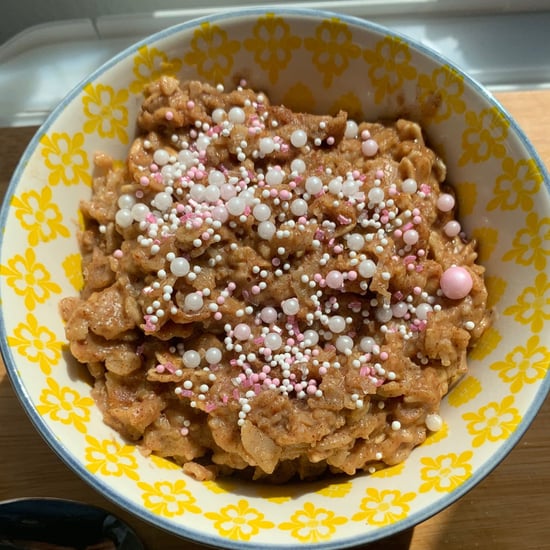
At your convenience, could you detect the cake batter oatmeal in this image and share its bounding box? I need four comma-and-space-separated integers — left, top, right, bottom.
61, 77, 491, 482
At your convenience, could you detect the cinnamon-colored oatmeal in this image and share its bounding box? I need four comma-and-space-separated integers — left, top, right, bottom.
61, 78, 490, 482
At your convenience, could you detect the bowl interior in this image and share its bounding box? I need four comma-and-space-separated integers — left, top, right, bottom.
1, 8, 549, 549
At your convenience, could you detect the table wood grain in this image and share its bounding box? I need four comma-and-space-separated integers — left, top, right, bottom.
1, 90, 549, 550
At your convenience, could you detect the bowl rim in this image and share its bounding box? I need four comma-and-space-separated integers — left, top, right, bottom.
1, 6, 549, 549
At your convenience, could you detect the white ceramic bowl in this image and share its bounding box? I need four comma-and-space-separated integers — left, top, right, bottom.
2, 8, 549, 549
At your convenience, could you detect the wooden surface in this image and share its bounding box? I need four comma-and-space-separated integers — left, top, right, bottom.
1, 90, 549, 550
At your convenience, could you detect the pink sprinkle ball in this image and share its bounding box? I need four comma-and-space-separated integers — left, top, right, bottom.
361, 139, 379, 157
436, 193, 455, 212
440, 266, 473, 300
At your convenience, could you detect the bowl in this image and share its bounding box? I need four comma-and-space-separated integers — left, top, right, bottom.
1, 7, 549, 549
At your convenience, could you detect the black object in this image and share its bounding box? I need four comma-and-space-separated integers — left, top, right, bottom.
0, 498, 145, 550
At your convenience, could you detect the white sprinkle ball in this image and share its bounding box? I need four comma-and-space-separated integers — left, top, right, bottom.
401, 178, 418, 194
291, 158, 306, 174
290, 129, 308, 148
368, 186, 385, 204
328, 315, 346, 333
281, 298, 300, 316
228, 106, 246, 124
153, 148, 170, 166
345, 120, 359, 139
183, 350, 201, 368
264, 332, 283, 350
358, 259, 377, 278
115, 209, 133, 228
258, 220, 276, 240
117, 194, 135, 210
184, 292, 204, 312
290, 198, 308, 217
426, 413, 443, 432
170, 257, 190, 277
336, 335, 354, 353
305, 176, 323, 195
266, 167, 284, 186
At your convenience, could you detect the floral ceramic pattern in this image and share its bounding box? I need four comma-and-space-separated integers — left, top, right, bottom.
352, 489, 416, 526
244, 14, 301, 85
503, 272, 550, 333
129, 45, 183, 94
82, 83, 129, 144
279, 502, 348, 542
39, 132, 91, 187
11, 186, 70, 246
37, 377, 94, 433
84, 435, 140, 480
7, 313, 62, 375
417, 65, 466, 123
502, 212, 550, 270
419, 451, 473, 493
304, 18, 361, 87
138, 480, 202, 517
205, 500, 275, 541
487, 157, 543, 211
183, 22, 240, 84
0, 248, 61, 311
459, 107, 509, 166
490, 336, 550, 393
462, 396, 522, 448
363, 36, 417, 104
1, 11, 549, 549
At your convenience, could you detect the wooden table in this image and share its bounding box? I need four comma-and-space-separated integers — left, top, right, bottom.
1, 91, 549, 550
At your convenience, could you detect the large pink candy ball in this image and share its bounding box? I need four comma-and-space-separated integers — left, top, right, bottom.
440, 266, 473, 300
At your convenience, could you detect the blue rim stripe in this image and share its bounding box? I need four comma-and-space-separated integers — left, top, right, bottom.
1, 7, 549, 549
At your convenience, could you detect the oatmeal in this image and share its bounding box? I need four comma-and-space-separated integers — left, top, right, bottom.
60, 77, 490, 482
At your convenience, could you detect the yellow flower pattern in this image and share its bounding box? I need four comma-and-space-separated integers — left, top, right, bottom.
363, 36, 417, 104
82, 83, 129, 144
468, 326, 502, 361
471, 227, 498, 264
462, 396, 522, 448
84, 435, 139, 480
304, 18, 361, 88
459, 108, 509, 166
6, 313, 62, 375
487, 157, 543, 211
282, 82, 316, 113
0, 247, 62, 311
503, 272, 550, 333
138, 480, 201, 517
4, 16, 549, 545
502, 212, 550, 270
419, 451, 473, 493
490, 335, 549, 393
330, 91, 363, 121
11, 186, 70, 246
423, 421, 449, 446
205, 500, 274, 541
448, 376, 482, 407
315, 480, 353, 498
244, 14, 301, 84
453, 181, 477, 216
485, 276, 508, 309
147, 454, 182, 471
352, 489, 415, 526
183, 22, 240, 84
36, 377, 94, 433
417, 65, 466, 122
40, 132, 91, 187
129, 45, 183, 94
371, 462, 405, 478
279, 502, 347, 543
62, 253, 84, 292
